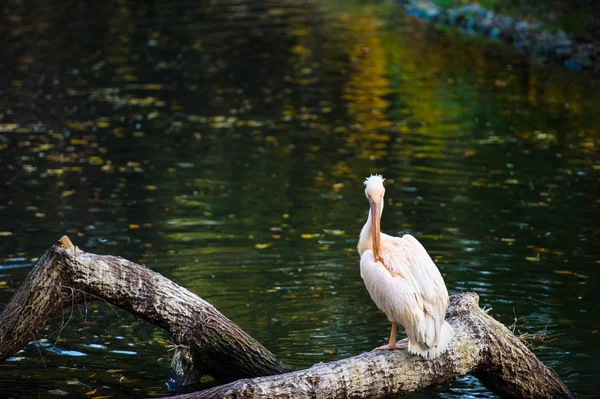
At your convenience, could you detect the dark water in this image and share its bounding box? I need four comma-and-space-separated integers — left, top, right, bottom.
1, 0, 599, 397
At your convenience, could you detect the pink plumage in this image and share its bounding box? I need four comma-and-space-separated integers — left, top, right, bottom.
358, 175, 453, 359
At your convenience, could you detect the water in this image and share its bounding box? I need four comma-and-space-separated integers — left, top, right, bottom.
1, 0, 599, 397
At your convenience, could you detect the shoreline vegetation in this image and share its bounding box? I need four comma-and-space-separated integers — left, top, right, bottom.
397, 0, 600, 72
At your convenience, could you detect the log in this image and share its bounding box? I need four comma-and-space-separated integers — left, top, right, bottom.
0, 237, 573, 399
168, 292, 573, 399
0, 236, 288, 385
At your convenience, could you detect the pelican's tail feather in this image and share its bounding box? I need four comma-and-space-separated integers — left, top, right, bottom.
408, 321, 454, 359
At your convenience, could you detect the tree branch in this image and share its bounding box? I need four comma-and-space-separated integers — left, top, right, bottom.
166, 292, 573, 399
0, 236, 288, 385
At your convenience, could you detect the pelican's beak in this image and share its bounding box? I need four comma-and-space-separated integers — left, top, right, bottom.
370, 199, 381, 262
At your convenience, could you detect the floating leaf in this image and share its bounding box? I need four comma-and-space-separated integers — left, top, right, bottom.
129, 224, 140, 229
47, 169, 64, 176
554, 270, 573, 275
200, 375, 214, 384
70, 138, 87, 145
525, 256, 540, 262
442, 228, 459, 233
0, 232, 13, 236
89, 156, 104, 166
255, 243, 272, 249
85, 389, 97, 395
291, 44, 311, 55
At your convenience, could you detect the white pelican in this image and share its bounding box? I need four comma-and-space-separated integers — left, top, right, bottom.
358, 175, 453, 359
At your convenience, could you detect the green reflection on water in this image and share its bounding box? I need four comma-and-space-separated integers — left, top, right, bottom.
0, 0, 599, 397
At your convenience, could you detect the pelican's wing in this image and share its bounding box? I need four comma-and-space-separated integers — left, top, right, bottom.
375, 234, 449, 347
401, 234, 449, 343
360, 249, 423, 341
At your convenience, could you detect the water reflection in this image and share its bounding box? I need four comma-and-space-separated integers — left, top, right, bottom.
1, 0, 599, 398
341, 11, 392, 160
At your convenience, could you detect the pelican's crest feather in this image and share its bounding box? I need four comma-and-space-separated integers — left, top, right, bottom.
364, 174, 385, 190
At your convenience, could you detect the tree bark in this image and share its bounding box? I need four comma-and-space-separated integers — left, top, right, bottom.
0, 237, 573, 399
0, 236, 288, 385
167, 292, 573, 399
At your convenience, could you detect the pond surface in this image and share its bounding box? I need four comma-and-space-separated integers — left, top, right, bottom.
1, 0, 599, 397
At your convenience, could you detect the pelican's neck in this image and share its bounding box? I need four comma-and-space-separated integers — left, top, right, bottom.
357, 210, 373, 256
357, 201, 383, 256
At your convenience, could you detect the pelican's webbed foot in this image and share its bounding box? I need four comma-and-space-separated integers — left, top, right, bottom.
374, 343, 405, 350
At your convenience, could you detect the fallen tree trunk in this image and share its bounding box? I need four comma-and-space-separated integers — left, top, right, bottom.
175, 292, 573, 399
0, 236, 288, 385
0, 237, 573, 399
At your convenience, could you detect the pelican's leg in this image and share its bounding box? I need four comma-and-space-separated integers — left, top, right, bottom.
374, 322, 404, 350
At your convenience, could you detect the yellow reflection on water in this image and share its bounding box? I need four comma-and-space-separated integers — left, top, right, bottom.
341, 12, 392, 160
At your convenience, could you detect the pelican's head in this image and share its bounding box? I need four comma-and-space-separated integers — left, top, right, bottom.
364, 174, 385, 204
364, 175, 385, 261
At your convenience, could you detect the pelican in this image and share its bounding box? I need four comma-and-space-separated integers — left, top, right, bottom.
358, 175, 453, 359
